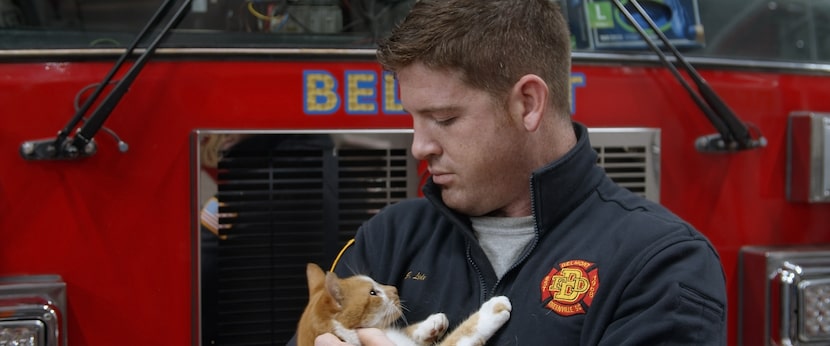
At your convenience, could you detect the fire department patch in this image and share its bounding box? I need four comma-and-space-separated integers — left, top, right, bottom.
540, 260, 599, 316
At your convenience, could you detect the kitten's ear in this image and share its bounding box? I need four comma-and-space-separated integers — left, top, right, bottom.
325, 272, 344, 307
305, 263, 326, 295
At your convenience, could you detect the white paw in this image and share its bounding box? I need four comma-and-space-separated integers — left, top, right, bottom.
476, 296, 511, 333
412, 313, 448, 342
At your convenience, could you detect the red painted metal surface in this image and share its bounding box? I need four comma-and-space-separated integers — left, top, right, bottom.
1, 58, 829, 345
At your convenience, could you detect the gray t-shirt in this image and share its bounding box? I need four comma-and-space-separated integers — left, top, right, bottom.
471, 215, 535, 279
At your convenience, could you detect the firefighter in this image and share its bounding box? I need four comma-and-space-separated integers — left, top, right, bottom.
311, 0, 727, 344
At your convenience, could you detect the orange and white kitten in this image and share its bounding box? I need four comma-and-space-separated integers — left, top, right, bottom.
296, 263, 511, 346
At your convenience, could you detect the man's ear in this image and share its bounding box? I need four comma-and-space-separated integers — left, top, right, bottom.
508, 74, 548, 132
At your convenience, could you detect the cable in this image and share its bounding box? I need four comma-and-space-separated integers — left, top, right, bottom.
73, 82, 129, 153
88, 38, 121, 47
246, 1, 283, 21
330, 238, 355, 272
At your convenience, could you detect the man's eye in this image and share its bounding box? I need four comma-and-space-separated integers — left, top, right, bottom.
436, 117, 456, 126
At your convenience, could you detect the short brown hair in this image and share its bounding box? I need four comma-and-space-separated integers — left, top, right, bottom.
377, 0, 572, 116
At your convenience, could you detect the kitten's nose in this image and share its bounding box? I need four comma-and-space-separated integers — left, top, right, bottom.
385, 285, 399, 301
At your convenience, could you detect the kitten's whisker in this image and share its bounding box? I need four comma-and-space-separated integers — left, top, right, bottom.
400, 299, 412, 309
344, 263, 359, 276
398, 313, 410, 326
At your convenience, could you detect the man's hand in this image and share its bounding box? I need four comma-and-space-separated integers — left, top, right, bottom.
314, 329, 394, 346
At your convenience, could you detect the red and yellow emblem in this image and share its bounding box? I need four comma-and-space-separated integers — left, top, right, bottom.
540, 260, 599, 316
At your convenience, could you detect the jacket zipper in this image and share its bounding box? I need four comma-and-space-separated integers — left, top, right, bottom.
493, 175, 541, 293
466, 240, 489, 304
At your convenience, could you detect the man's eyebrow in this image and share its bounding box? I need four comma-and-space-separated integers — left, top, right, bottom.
406, 105, 461, 116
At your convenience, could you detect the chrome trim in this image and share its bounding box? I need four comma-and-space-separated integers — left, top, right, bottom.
739, 246, 830, 346
786, 112, 830, 203
0, 47, 378, 59
0, 275, 66, 346
0, 305, 56, 346
571, 51, 830, 74
2, 48, 830, 74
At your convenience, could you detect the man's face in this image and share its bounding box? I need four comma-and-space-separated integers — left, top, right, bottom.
397, 62, 533, 217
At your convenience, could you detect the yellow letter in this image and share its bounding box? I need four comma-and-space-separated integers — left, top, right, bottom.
304, 71, 339, 114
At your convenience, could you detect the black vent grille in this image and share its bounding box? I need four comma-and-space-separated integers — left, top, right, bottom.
589, 128, 660, 202
338, 149, 411, 243
594, 145, 648, 196
205, 135, 413, 346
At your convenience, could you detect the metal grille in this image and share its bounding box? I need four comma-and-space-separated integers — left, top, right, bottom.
203, 132, 417, 346
214, 148, 328, 345
338, 148, 411, 243
595, 145, 648, 195
590, 128, 661, 202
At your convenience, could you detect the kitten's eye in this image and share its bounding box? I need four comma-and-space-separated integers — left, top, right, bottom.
369, 289, 377, 296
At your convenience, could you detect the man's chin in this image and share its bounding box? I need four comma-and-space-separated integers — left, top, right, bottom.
441, 190, 486, 216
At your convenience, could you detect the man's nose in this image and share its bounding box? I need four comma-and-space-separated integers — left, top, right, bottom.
411, 121, 440, 161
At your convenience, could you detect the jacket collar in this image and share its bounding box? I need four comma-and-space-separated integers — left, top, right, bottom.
423, 122, 604, 235
529, 122, 604, 233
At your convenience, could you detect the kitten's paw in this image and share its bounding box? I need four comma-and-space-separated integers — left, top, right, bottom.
482, 296, 511, 316
476, 296, 511, 332
439, 297, 512, 346
411, 313, 448, 343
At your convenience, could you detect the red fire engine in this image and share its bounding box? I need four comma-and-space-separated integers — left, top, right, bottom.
1, 0, 828, 345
